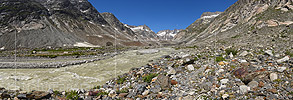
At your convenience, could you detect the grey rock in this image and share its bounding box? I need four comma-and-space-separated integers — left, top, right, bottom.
155, 74, 170, 90
264, 50, 274, 56
239, 85, 249, 94
150, 85, 161, 93
229, 52, 234, 58
167, 67, 176, 75
186, 65, 194, 71
17, 94, 27, 99
142, 90, 149, 96
276, 56, 290, 63
268, 94, 278, 100
277, 67, 287, 72
135, 83, 147, 94
248, 81, 258, 88
127, 90, 137, 98
199, 82, 212, 91
270, 73, 278, 81
262, 84, 272, 90
239, 51, 249, 56
220, 79, 229, 84
48, 89, 53, 94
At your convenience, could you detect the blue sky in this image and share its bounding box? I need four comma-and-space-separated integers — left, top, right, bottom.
88, 0, 238, 33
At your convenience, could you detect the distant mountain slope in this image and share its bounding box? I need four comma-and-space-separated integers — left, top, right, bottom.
173, 12, 222, 42
0, 0, 155, 49
178, 0, 293, 50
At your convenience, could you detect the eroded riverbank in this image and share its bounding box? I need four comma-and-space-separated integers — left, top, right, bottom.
0, 48, 178, 91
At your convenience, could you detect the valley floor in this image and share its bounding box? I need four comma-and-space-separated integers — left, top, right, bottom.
0, 46, 292, 100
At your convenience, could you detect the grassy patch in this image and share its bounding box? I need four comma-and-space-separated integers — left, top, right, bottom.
273, 79, 282, 83
197, 55, 202, 59
66, 90, 79, 100
53, 90, 61, 96
231, 35, 241, 38
225, 48, 238, 55
194, 57, 198, 61
285, 51, 293, 57
93, 85, 101, 89
215, 56, 225, 62
142, 73, 158, 83
230, 65, 236, 69
116, 76, 126, 84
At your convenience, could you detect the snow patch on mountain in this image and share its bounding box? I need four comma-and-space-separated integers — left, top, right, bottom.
200, 14, 220, 19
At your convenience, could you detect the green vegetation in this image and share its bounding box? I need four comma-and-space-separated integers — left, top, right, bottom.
174, 47, 181, 50
143, 73, 158, 83
231, 35, 241, 38
93, 85, 101, 89
230, 65, 236, 69
116, 76, 126, 84
53, 90, 61, 96
66, 90, 79, 100
197, 55, 202, 59
39, 55, 58, 58
254, 7, 290, 22
194, 57, 198, 61
215, 56, 225, 62
273, 79, 282, 83
285, 51, 293, 57
289, 91, 293, 95
225, 48, 238, 55
97, 91, 108, 97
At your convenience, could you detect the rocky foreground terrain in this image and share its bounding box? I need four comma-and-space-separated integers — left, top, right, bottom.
0, 46, 292, 100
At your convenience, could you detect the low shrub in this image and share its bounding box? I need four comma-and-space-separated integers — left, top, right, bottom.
143, 73, 158, 83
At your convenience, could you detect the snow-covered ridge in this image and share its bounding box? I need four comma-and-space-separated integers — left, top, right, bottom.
157, 31, 167, 36
130, 26, 152, 32
200, 14, 220, 19
157, 29, 182, 40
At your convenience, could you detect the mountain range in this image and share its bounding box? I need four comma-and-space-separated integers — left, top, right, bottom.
1, 0, 292, 50
0, 0, 161, 49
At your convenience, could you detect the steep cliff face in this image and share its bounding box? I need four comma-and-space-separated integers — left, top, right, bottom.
0, 0, 151, 49
178, 0, 292, 49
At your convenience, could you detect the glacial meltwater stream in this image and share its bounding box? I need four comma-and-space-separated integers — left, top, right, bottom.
0, 48, 177, 91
